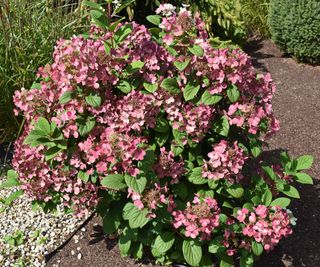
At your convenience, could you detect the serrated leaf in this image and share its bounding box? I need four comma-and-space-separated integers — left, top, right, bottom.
126, 60, 145, 73
174, 59, 190, 71
143, 82, 158, 93
280, 185, 300, 199
31, 82, 41, 90
201, 90, 222, 105
226, 184, 244, 198
45, 147, 63, 161
117, 80, 132, 94
101, 174, 127, 190
59, 91, 74, 104
270, 197, 291, 208
183, 82, 200, 101
294, 173, 313, 184
36, 117, 51, 135
251, 241, 263, 256
160, 78, 180, 94
227, 85, 240, 103
153, 232, 175, 255
188, 167, 207, 185
119, 234, 131, 256
212, 116, 229, 137
77, 171, 90, 183
125, 175, 147, 194
82, 0, 104, 11
85, 92, 102, 108
77, 116, 96, 136
131, 242, 144, 259
103, 202, 122, 235
183, 240, 202, 266
262, 189, 272, 206
114, 24, 132, 44
123, 203, 149, 228
146, 15, 161, 25
296, 155, 313, 170
188, 45, 204, 57
208, 238, 225, 254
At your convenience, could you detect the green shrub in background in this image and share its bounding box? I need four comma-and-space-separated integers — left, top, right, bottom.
269, 0, 320, 64
0, 0, 86, 146
240, 0, 270, 38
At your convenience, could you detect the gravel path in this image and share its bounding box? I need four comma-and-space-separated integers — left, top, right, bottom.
0, 175, 87, 266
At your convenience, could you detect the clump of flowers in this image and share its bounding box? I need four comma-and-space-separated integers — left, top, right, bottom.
7, 3, 314, 267
172, 195, 220, 240
237, 205, 293, 250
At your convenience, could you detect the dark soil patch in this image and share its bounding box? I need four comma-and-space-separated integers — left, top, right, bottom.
47, 40, 320, 267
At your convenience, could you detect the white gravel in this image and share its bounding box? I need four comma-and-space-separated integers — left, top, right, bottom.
0, 175, 87, 266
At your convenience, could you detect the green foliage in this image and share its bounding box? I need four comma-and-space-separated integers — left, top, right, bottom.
0, 0, 86, 145
240, 0, 270, 38
269, 0, 320, 64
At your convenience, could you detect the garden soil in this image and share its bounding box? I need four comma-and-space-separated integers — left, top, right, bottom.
47, 40, 320, 267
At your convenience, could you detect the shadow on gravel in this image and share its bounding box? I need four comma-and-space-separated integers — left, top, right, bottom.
244, 39, 275, 72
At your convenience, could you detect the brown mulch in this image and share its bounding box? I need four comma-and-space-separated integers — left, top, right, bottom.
46, 40, 320, 267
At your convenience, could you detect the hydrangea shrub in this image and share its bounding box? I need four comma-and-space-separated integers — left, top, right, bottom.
10, 3, 314, 266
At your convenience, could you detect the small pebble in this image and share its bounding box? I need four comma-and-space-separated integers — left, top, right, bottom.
77, 253, 82, 260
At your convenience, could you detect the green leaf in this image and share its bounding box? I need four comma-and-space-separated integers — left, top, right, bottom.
251, 241, 263, 256
101, 174, 127, 190
226, 184, 244, 198
154, 117, 170, 133
212, 115, 229, 137
201, 91, 222, 105
114, 24, 133, 44
119, 234, 131, 256
45, 147, 63, 161
270, 197, 291, 208
208, 238, 225, 254
182, 240, 202, 266
103, 202, 122, 235
85, 92, 102, 108
126, 60, 145, 73
146, 15, 162, 25
240, 251, 254, 267
77, 116, 96, 136
131, 242, 144, 259
160, 78, 180, 94
0, 170, 20, 189
188, 167, 207, 185
171, 144, 184, 156
31, 82, 41, 90
117, 80, 132, 94
227, 85, 240, 103
296, 155, 313, 170
153, 232, 175, 255
294, 173, 313, 184
90, 10, 109, 29
125, 175, 147, 194
59, 91, 74, 104
208, 179, 219, 189
82, 1, 104, 11
5, 190, 23, 205
188, 45, 204, 57
123, 203, 149, 228
155, 132, 169, 146
262, 189, 273, 206
36, 117, 51, 135
143, 82, 158, 93
77, 171, 90, 183
174, 59, 190, 71
183, 82, 200, 101
220, 259, 234, 267
280, 185, 300, 199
